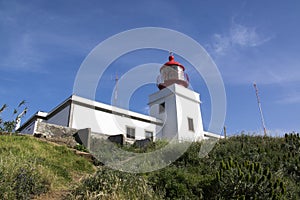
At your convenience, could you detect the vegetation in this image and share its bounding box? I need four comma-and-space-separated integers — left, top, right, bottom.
1, 131, 300, 199
68, 167, 161, 200
0, 101, 27, 133
0, 135, 95, 199
70, 133, 300, 200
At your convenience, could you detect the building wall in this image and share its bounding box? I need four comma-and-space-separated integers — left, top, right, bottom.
149, 89, 178, 139
175, 89, 204, 141
46, 105, 70, 127
18, 93, 220, 142
149, 84, 204, 141
20, 120, 37, 134
71, 103, 159, 140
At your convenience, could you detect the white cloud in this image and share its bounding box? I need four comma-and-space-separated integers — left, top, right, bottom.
210, 21, 273, 55
207, 21, 300, 87
0, 32, 44, 71
0, 1, 95, 72
0, 27, 93, 73
230, 23, 270, 47
276, 93, 300, 104
211, 34, 230, 55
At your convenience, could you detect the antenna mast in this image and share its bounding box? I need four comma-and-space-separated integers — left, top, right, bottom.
253, 83, 267, 136
113, 72, 119, 106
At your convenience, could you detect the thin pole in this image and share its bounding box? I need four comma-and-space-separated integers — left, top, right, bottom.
253, 83, 267, 137
114, 72, 119, 107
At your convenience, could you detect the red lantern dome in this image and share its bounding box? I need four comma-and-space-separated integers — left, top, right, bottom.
157, 54, 189, 90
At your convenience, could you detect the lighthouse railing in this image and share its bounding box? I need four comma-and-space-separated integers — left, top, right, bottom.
157, 71, 189, 87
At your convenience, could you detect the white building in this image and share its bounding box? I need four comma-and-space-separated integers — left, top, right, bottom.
18, 55, 222, 141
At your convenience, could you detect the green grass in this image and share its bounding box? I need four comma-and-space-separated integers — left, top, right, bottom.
2, 133, 300, 199
70, 133, 300, 200
0, 135, 95, 199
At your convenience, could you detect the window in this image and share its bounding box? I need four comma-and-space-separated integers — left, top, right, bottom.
126, 127, 135, 139
159, 102, 165, 113
188, 117, 194, 132
145, 131, 153, 141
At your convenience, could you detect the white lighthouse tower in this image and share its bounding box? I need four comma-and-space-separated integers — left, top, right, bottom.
149, 54, 205, 141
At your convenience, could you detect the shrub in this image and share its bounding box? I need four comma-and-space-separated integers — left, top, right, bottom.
75, 144, 89, 152
13, 166, 50, 200
0, 101, 27, 133
0, 164, 50, 200
68, 167, 162, 200
209, 159, 286, 200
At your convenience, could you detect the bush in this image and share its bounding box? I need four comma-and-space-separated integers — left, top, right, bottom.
13, 166, 50, 200
75, 144, 89, 152
209, 159, 286, 200
68, 167, 162, 200
148, 166, 212, 199
0, 164, 50, 200
0, 101, 27, 133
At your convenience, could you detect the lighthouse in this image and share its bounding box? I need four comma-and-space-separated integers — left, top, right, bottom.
18, 52, 223, 142
157, 54, 189, 90
149, 54, 205, 141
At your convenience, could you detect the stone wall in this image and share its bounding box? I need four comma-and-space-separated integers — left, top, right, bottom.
35, 122, 78, 138
35, 122, 93, 149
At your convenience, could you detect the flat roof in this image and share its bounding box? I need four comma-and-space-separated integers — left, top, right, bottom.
19, 94, 163, 131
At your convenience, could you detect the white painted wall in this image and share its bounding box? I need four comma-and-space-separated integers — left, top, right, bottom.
149, 88, 178, 139
19, 93, 221, 141
149, 84, 205, 141
18, 112, 47, 134
70, 96, 160, 140
175, 89, 204, 141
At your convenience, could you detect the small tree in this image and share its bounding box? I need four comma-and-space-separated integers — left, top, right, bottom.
0, 101, 27, 133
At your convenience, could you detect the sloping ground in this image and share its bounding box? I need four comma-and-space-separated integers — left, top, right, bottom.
69, 133, 300, 200
145, 134, 300, 199
1, 133, 300, 199
0, 135, 95, 200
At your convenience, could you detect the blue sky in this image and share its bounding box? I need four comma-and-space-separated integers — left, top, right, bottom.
0, 0, 299, 136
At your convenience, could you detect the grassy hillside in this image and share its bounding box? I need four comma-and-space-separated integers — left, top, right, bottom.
0, 135, 95, 199
1, 133, 300, 199
69, 133, 300, 200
